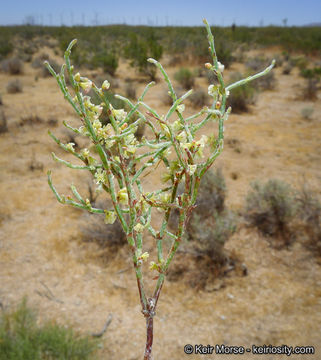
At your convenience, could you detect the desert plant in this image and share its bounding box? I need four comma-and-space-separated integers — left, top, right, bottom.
82, 212, 127, 251
174, 68, 195, 89
296, 184, 321, 255
45, 19, 274, 359
189, 89, 208, 108
227, 72, 256, 113
282, 62, 292, 75
124, 82, 137, 100
19, 114, 44, 126
245, 179, 297, 246
302, 78, 319, 100
6, 79, 22, 94
301, 106, 314, 120
1, 57, 23, 75
0, 298, 97, 360
0, 110, 8, 133
91, 49, 118, 76
124, 31, 162, 80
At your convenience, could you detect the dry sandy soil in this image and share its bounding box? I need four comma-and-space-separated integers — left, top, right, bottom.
0, 44, 320, 360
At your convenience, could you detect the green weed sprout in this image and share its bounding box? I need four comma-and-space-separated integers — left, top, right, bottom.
45, 19, 274, 360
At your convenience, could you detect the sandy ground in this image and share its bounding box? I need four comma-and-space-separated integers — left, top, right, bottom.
0, 45, 321, 360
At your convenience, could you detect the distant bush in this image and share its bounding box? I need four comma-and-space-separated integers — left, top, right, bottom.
301, 106, 314, 120
300, 67, 321, 79
31, 53, 50, 68
227, 72, 256, 113
246, 57, 276, 90
19, 114, 44, 126
282, 63, 293, 75
1, 58, 23, 75
124, 31, 162, 80
124, 82, 136, 100
168, 168, 237, 288
0, 298, 98, 360
7, 79, 22, 94
189, 89, 208, 108
0, 110, 8, 133
174, 68, 195, 90
296, 185, 321, 255
0, 38, 13, 59
82, 212, 127, 252
302, 78, 319, 101
91, 49, 118, 76
245, 179, 297, 247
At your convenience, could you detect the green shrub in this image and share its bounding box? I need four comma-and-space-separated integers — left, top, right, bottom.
1, 58, 23, 75
91, 50, 118, 76
174, 68, 195, 90
189, 89, 208, 108
124, 31, 162, 80
7, 79, 22, 94
0, 109, 8, 133
227, 72, 256, 113
245, 179, 297, 246
301, 106, 314, 120
0, 298, 98, 360
302, 78, 319, 101
82, 212, 127, 251
296, 185, 321, 255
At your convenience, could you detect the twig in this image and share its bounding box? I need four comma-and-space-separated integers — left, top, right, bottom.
35, 281, 64, 304
91, 314, 113, 338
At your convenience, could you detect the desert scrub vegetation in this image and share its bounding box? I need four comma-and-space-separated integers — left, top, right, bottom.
45, 19, 274, 359
6, 79, 22, 94
227, 72, 256, 113
244, 179, 297, 247
296, 184, 321, 255
0, 298, 98, 360
1, 57, 23, 75
174, 67, 195, 89
168, 168, 237, 289
0, 109, 8, 133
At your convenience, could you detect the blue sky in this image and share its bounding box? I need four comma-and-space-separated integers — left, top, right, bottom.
0, 0, 320, 26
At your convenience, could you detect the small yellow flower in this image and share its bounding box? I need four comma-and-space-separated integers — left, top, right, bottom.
81, 148, 90, 158
149, 261, 158, 271
217, 61, 225, 72
140, 252, 149, 262
104, 210, 116, 224
112, 108, 127, 122
208, 84, 218, 97
102, 80, 110, 90
66, 142, 75, 152
177, 104, 185, 114
79, 79, 92, 93
74, 72, 81, 82
134, 223, 145, 233
94, 168, 107, 185
117, 188, 128, 205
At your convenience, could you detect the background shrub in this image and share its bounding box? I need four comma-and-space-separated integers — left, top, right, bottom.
302, 78, 319, 101
168, 168, 237, 288
174, 68, 195, 90
0, 110, 8, 133
188, 89, 208, 108
91, 49, 118, 76
7, 79, 22, 94
296, 185, 321, 255
301, 107, 314, 120
227, 72, 256, 113
1, 58, 23, 75
0, 298, 97, 360
245, 179, 297, 246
